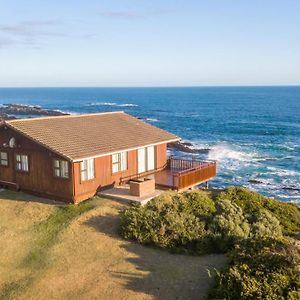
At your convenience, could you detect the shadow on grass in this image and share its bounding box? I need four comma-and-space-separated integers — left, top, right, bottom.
0, 201, 96, 300
0, 189, 64, 206
84, 213, 225, 300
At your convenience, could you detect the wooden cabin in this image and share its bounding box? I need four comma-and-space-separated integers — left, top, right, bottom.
0, 112, 216, 203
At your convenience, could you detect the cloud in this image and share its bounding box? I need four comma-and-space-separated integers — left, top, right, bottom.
103, 11, 144, 19
0, 37, 15, 48
0, 20, 94, 48
101, 8, 174, 20
0, 20, 66, 39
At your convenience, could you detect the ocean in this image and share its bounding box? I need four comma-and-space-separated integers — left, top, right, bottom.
0, 86, 299, 204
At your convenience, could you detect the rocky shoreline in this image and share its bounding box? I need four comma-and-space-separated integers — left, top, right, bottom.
168, 141, 210, 154
0, 104, 69, 122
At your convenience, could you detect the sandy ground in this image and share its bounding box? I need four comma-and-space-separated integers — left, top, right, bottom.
0, 190, 225, 300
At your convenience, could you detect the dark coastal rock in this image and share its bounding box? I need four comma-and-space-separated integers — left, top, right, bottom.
248, 179, 271, 185
0, 112, 17, 123
282, 186, 300, 191
249, 179, 264, 184
0, 104, 69, 120
168, 141, 210, 154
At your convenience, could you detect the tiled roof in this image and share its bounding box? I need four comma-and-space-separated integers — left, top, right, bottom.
6, 112, 179, 161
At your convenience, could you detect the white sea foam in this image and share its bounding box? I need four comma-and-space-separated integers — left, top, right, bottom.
266, 167, 300, 177
146, 118, 159, 122
253, 157, 279, 162
52, 109, 78, 115
208, 143, 255, 162
88, 102, 138, 107
182, 140, 211, 151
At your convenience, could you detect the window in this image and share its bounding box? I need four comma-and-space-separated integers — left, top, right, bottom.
80, 158, 95, 181
138, 146, 155, 173
0, 152, 8, 166
112, 152, 127, 173
53, 159, 69, 178
16, 154, 29, 172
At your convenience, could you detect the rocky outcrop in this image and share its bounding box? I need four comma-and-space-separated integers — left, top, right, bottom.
0, 112, 17, 123
0, 104, 69, 122
0, 104, 68, 117
168, 141, 210, 154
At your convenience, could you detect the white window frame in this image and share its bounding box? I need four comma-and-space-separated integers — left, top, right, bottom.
112, 151, 128, 173
53, 159, 69, 179
0, 151, 8, 166
16, 154, 29, 172
80, 158, 95, 181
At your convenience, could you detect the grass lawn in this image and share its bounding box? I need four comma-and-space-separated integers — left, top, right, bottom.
0, 190, 225, 300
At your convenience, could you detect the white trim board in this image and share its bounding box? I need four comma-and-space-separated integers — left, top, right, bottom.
72, 138, 180, 162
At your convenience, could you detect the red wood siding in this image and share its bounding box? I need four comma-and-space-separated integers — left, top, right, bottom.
73, 144, 168, 203
156, 143, 167, 169
0, 126, 73, 202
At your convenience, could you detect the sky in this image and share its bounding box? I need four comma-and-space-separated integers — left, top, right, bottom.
0, 0, 300, 87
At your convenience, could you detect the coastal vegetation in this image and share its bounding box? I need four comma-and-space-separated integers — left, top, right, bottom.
121, 187, 300, 299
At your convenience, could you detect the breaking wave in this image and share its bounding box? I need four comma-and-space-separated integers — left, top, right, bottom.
208, 143, 255, 162
146, 118, 159, 122
88, 102, 138, 107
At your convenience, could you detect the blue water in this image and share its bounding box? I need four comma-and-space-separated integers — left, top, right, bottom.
0, 87, 299, 203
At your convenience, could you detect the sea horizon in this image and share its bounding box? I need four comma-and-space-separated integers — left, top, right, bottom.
1, 85, 300, 89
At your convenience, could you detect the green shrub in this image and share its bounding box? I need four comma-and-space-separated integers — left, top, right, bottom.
208, 238, 300, 299
184, 190, 216, 220
218, 187, 300, 235
120, 191, 207, 251
251, 209, 282, 239
208, 200, 250, 251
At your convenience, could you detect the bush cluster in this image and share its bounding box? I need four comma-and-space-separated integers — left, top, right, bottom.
121, 188, 293, 253
208, 238, 300, 299
121, 191, 212, 252
218, 187, 300, 236
120, 187, 300, 299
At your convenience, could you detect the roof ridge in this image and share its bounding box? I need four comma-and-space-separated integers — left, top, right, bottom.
7, 111, 125, 123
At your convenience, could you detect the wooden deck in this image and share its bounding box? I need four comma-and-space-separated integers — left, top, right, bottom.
150, 158, 217, 190
118, 157, 217, 195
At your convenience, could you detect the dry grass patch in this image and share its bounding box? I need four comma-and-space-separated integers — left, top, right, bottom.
0, 190, 56, 287
0, 190, 95, 300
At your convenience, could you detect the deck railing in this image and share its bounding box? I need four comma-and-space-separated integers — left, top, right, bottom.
120, 157, 216, 190
167, 157, 217, 190
168, 157, 210, 170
